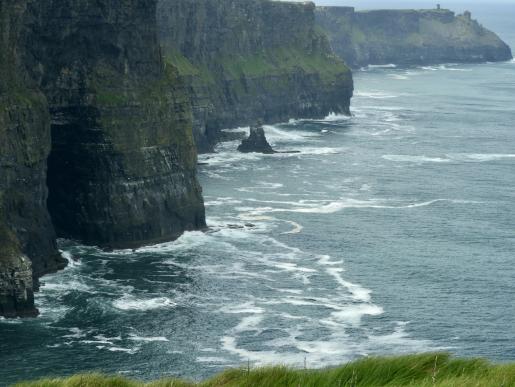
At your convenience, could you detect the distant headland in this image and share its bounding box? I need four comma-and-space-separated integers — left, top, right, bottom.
316, 5, 513, 68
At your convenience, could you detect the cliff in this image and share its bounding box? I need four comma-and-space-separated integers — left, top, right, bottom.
0, 0, 205, 317
1, 0, 66, 317
30, 0, 206, 248
316, 7, 513, 68
157, 0, 353, 151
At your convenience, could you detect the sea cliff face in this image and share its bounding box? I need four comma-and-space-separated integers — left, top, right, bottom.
30, 0, 206, 248
0, 0, 66, 318
157, 0, 353, 151
316, 7, 513, 68
0, 0, 206, 317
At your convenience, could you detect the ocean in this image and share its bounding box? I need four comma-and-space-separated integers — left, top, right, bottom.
1, 3, 514, 385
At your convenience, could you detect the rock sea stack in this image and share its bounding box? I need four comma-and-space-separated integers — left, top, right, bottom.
238, 125, 276, 154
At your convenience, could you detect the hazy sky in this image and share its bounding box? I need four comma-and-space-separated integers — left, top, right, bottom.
284, 0, 514, 6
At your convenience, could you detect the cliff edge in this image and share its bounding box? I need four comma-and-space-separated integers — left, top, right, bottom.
316, 7, 513, 68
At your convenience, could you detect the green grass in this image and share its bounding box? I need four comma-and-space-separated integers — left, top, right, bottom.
214, 47, 350, 83
161, 45, 350, 86
15, 353, 515, 386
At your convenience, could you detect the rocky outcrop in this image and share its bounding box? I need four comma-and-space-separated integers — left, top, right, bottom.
0, 225, 37, 318
157, 0, 353, 151
316, 7, 513, 68
238, 125, 275, 154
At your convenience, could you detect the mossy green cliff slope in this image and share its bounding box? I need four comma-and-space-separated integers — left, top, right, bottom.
157, 0, 353, 151
316, 7, 513, 68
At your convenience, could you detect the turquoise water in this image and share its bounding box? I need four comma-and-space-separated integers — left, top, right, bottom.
2, 9, 515, 387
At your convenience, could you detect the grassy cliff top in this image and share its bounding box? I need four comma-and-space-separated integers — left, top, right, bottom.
15, 353, 515, 386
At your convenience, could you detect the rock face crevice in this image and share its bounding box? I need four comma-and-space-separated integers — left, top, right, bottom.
316, 7, 513, 68
157, 0, 354, 151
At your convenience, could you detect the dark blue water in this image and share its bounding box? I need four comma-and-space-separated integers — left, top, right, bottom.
2, 5, 515, 386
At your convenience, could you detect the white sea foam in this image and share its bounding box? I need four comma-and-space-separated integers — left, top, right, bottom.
63, 327, 88, 339
238, 197, 478, 217
330, 304, 384, 326
128, 334, 169, 342
383, 154, 451, 163
324, 112, 352, 121
420, 66, 439, 71
234, 315, 264, 332
326, 267, 373, 302
196, 356, 232, 363
367, 64, 397, 69
264, 125, 321, 143
204, 197, 243, 207
112, 295, 176, 311
40, 279, 92, 293
106, 346, 140, 354
354, 91, 400, 99
281, 220, 304, 234
220, 302, 265, 315
389, 74, 409, 80
451, 153, 515, 162
384, 153, 515, 164
61, 251, 81, 267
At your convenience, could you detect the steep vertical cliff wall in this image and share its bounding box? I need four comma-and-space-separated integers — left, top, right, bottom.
29, 0, 206, 248
0, 0, 65, 288
316, 7, 513, 68
1, 0, 206, 317
157, 0, 353, 151
0, 0, 65, 317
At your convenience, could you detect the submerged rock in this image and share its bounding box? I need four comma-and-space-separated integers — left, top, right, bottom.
238, 125, 276, 154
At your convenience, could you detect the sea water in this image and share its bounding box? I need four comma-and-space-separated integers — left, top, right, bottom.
2, 6, 515, 386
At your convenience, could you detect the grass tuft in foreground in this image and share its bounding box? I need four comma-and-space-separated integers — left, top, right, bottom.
16, 353, 515, 387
